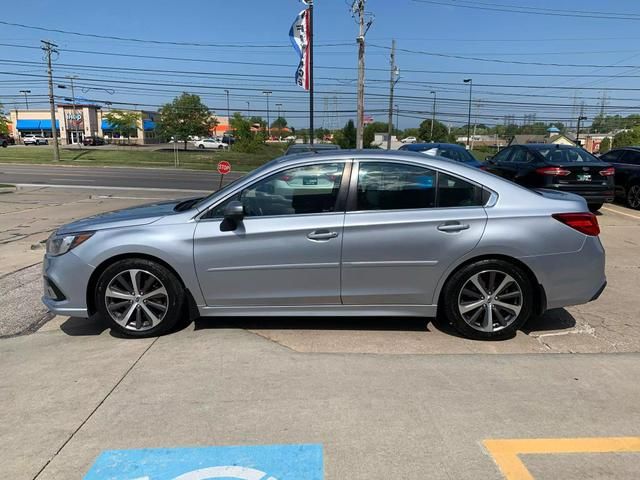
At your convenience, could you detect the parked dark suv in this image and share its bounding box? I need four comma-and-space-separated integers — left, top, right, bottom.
0, 134, 15, 148
82, 136, 105, 146
598, 147, 640, 210
485, 144, 614, 211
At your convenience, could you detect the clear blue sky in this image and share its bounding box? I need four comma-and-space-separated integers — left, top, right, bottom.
3, 0, 640, 130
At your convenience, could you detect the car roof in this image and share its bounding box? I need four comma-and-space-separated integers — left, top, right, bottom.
401, 143, 466, 150
518, 143, 580, 150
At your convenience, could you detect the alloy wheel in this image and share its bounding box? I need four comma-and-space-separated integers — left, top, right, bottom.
457, 270, 523, 333
628, 185, 640, 209
104, 269, 169, 331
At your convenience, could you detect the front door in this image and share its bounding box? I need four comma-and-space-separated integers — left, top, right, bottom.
341, 161, 487, 305
194, 161, 349, 306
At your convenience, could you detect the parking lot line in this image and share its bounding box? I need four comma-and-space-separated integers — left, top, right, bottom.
483, 437, 640, 480
602, 205, 640, 220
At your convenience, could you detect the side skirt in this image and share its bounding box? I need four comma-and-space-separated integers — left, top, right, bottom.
198, 304, 437, 317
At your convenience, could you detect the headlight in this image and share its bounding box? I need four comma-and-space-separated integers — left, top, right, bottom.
46, 232, 94, 256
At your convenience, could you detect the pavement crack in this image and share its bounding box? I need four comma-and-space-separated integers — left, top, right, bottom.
31, 336, 160, 480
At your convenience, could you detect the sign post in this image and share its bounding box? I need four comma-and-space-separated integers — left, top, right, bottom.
217, 160, 231, 190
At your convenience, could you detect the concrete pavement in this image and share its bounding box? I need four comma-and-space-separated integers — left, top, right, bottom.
2, 318, 640, 479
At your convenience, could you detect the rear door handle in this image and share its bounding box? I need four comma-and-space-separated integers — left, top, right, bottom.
437, 222, 470, 233
307, 230, 339, 241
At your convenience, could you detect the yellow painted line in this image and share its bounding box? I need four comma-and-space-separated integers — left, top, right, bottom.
602, 206, 640, 220
484, 437, 640, 480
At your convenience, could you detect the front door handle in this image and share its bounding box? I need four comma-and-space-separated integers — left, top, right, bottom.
437, 222, 470, 233
307, 230, 339, 241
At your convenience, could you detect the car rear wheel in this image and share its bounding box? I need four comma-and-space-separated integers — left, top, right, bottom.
627, 184, 640, 210
588, 203, 603, 212
95, 258, 184, 337
442, 259, 534, 340
198, 144, 205, 149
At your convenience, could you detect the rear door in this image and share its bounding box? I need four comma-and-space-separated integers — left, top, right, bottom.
608, 150, 640, 196
340, 160, 488, 306
485, 147, 514, 179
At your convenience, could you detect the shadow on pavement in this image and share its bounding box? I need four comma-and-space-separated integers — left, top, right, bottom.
193, 316, 430, 332
522, 308, 577, 334
60, 315, 129, 339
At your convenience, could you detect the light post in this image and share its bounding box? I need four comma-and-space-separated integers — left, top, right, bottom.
58, 75, 80, 145
224, 89, 231, 148
246, 101, 250, 117
19, 90, 31, 110
275, 103, 283, 140
430, 90, 437, 141
394, 104, 399, 134
463, 79, 473, 149
262, 91, 272, 138
576, 115, 588, 145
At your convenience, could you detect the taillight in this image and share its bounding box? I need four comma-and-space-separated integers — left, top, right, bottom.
552, 213, 600, 236
599, 166, 615, 177
536, 166, 571, 176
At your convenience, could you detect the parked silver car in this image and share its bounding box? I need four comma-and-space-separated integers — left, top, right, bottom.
42, 151, 606, 340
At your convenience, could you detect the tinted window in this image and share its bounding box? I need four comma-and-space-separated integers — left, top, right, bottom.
356, 162, 436, 210
209, 163, 345, 217
599, 150, 623, 163
437, 173, 484, 207
492, 148, 512, 163
620, 150, 640, 165
534, 147, 600, 163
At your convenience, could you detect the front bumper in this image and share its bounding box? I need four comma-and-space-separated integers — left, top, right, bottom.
41, 252, 93, 318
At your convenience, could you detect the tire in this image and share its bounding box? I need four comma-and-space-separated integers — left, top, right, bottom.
442, 259, 534, 340
95, 258, 184, 338
218, 145, 224, 149
1, 141, 7, 148
198, 144, 205, 149
588, 203, 603, 212
627, 183, 640, 210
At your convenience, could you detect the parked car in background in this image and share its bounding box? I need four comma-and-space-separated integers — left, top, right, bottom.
401, 136, 417, 144
284, 143, 340, 155
0, 134, 15, 148
484, 144, 614, 211
399, 143, 484, 169
193, 138, 227, 149
598, 147, 640, 209
23, 135, 48, 145
82, 136, 105, 146
42, 150, 606, 341
221, 135, 236, 146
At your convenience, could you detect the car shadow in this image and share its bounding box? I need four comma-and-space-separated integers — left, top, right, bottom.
60, 315, 133, 339
193, 315, 430, 333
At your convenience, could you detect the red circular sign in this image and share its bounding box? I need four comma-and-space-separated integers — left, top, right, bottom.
217, 161, 231, 175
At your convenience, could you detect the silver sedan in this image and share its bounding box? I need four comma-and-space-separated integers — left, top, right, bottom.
42, 150, 606, 340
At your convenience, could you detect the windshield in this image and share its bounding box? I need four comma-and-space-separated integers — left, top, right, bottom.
534, 147, 600, 163
417, 146, 476, 163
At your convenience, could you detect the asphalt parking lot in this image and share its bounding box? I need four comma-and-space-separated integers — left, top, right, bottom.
1, 185, 639, 479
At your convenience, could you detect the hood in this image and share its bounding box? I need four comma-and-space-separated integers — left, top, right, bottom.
57, 198, 189, 235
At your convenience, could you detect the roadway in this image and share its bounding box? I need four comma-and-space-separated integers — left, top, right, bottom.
0, 164, 245, 192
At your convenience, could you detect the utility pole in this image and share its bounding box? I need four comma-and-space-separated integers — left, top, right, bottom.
68, 75, 79, 147
576, 115, 587, 146
430, 91, 437, 141
395, 104, 399, 134
263, 91, 272, 138
463, 78, 473, 150
355, 0, 368, 149
19, 90, 31, 110
42, 40, 60, 162
386, 39, 398, 150
308, 0, 315, 145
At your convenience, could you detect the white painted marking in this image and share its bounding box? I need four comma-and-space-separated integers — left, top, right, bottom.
172, 466, 273, 480
16, 183, 209, 193
602, 206, 640, 220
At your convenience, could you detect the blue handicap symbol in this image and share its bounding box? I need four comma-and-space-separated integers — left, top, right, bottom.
84, 444, 323, 480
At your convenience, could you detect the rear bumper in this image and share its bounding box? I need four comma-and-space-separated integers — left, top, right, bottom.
522, 236, 606, 311
551, 185, 614, 203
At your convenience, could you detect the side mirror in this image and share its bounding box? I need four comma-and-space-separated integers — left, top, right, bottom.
223, 200, 244, 220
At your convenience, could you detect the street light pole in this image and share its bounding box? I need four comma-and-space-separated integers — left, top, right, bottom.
464, 79, 473, 149
576, 115, 588, 145
246, 101, 250, 117
262, 91, 272, 138
68, 75, 79, 147
224, 89, 231, 148
394, 104, 399, 134
19, 90, 31, 110
430, 90, 437, 141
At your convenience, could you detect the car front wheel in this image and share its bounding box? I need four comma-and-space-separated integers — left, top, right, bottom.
627, 184, 640, 210
442, 259, 534, 340
95, 258, 184, 337
198, 144, 205, 149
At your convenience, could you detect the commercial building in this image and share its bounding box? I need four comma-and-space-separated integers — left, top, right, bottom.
8, 105, 159, 145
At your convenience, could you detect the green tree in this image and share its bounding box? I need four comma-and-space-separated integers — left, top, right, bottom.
418, 119, 451, 142
103, 109, 141, 144
363, 121, 389, 147
599, 137, 611, 153
0, 102, 9, 135
333, 120, 356, 149
230, 112, 252, 141
613, 127, 640, 148
401, 128, 420, 139
157, 93, 213, 150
